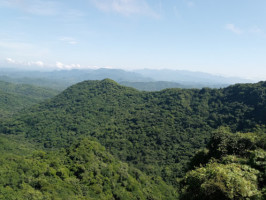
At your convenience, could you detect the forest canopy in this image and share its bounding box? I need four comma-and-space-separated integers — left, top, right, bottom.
0, 79, 265, 199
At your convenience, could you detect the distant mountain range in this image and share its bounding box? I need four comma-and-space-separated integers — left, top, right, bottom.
0, 68, 253, 91
133, 69, 251, 84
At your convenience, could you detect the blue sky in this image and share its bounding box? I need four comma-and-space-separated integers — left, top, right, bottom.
0, 0, 266, 80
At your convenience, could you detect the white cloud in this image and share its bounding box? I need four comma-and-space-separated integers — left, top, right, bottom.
56, 62, 81, 69
91, 0, 158, 17
5, 58, 45, 67
6, 57, 16, 64
54, 62, 108, 70
56, 61, 64, 69
225, 24, 243, 35
29, 61, 44, 67
3, 58, 106, 70
59, 37, 77, 45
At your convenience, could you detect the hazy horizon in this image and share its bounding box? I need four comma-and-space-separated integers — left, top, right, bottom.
0, 65, 257, 84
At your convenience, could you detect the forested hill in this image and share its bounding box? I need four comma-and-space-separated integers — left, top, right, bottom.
0, 90, 37, 118
0, 134, 178, 199
1, 79, 266, 184
0, 81, 59, 118
0, 81, 59, 100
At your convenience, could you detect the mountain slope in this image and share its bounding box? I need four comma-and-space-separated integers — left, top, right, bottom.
0, 134, 178, 199
1, 79, 265, 184
0, 90, 36, 118
0, 81, 59, 100
0, 81, 59, 118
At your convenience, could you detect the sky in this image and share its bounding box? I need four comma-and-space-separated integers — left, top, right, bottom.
0, 0, 266, 81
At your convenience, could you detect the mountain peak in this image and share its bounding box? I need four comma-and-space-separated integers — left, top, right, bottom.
100, 78, 119, 85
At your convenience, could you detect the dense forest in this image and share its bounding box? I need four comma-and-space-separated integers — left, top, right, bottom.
0, 134, 177, 199
0, 79, 265, 199
0, 81, 58, 118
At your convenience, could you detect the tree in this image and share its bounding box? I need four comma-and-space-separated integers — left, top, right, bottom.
181, 162, 261, 200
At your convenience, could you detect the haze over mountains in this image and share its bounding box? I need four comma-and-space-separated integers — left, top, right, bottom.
0, 67, 252, 91
134, 69, 250, 84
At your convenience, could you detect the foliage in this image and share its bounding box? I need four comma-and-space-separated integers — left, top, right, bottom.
0, 81, 59, 100
1, 79, 265, 184
0, 81, 58, 118
208, 127, 259, 159
0, 135, 178, 199
0, 90, 36, 118
182, 129, 266, 200
181, 162, 261, 200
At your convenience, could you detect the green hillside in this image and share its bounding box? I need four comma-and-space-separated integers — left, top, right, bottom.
0, 81, 59, 118
0, 134, 177, 199
0, 90, 36, 118
1, 79, 265, 186
0, 81, 59, 100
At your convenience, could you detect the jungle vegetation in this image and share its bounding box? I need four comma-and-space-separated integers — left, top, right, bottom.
0, 79, 265, 199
